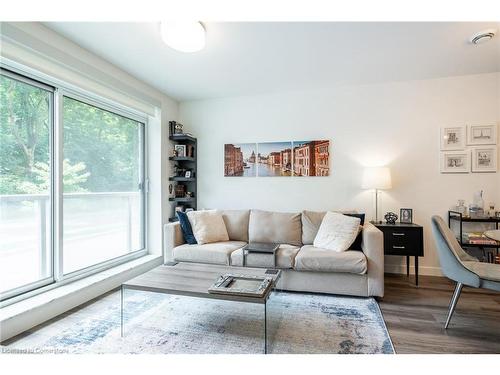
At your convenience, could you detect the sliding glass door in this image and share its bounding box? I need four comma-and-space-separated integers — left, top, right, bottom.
0, 67, 147, 301
62, 96, 145, 274
0, 71, 54, 297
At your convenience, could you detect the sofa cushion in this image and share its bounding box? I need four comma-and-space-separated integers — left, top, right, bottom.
172, 241, 247, 265
187, 210, 229, 245
301, 210, 326, 245
301, 210, 359, 245
249, 209, 302, 246
231, 244, 300, 269
176, 211, 197, 244
221, 209, 250, 242
294, 245, 367, 274
313, 212, 361, 252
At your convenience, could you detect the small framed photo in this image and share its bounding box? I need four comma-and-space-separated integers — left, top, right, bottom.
440, 152, 470, 173
174, 144, 186, 157
467, 124, 497, 146
440, 126, 465, 150
400, 208, 413, 224
185, 170, 192, 178
472, 147, 497, 173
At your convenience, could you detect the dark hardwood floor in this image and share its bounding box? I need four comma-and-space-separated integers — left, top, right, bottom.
380, 273, 500, 354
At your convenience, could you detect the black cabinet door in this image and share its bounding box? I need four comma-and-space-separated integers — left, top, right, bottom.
379, 227, 423, 256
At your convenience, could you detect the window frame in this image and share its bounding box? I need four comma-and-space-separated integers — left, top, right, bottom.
0, 62, 149, 304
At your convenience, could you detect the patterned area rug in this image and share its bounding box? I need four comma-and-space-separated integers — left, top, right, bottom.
3, 290, 394, 354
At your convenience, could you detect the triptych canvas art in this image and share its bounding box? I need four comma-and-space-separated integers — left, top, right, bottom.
224, 140, 330, 177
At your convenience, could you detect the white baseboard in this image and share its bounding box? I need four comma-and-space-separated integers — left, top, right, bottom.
384, 263, 443, 277
0, 255, 162, 342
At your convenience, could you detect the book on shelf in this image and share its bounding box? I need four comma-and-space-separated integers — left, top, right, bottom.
462, 232, 498, 245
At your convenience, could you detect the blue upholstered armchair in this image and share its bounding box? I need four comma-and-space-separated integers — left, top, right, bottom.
431, 215, 500, 328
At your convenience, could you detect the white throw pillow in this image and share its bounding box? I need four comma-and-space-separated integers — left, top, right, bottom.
187, 210, 229, 245
313, 211, 361, 252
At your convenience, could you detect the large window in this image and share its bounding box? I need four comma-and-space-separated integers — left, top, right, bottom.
62, 96, 145, 274
0, 68, 146, 301
0, 72, 53, 296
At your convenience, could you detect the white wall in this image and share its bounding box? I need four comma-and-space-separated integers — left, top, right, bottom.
179, 73, 500, 276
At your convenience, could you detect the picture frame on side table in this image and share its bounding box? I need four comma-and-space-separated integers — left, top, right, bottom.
467, 124, 497, 146
440, 126, 465, 150
440, 152, 470, 173
400, 208, 413, 224
472, 147, 497, 173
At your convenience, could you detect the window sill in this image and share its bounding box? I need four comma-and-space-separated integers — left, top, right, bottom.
0, 254, 162, 342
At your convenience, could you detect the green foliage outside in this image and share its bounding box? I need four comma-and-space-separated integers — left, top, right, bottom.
0, 74, 141, 195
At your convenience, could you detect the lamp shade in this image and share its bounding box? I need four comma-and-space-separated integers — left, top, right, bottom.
362, 167, 392, 190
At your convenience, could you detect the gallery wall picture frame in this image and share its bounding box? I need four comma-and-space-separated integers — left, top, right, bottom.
471, 147, 497, 173
440, 126, 465, 150
467, 124, 497, 146
440, 151, 470, 173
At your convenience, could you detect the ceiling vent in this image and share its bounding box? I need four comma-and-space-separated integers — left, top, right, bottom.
470, 29, 497, 45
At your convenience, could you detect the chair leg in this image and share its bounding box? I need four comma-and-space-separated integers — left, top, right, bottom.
444, 282, 463, 329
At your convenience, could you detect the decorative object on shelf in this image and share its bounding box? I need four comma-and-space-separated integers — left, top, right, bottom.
496, 211, 500, 219
454, 199, 467, 215
187, 144, 195, 158
168, 183, 174, 198
185, 191, 194, 198
487, 203, 496, 218
467, 124, 497, 146
440, 126, 465, 150
400, 208, 413, 224
174, 144, 186, 157
440, 151, 469, 173
175, 184, 186, 198
471, 147, 497, 173
384, 212, 398, 225
185, 170, 192, 178
175, 205, 184, 212
362, 166, 392, 223
469, 190, 485, 218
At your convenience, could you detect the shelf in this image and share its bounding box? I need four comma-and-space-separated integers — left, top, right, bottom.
169, 156, 195, 162
169, 134, 196, 143
460, 241, 500, 248
449, 211, 500, 223
169, 177, 196, 182
169, 197, 195, 203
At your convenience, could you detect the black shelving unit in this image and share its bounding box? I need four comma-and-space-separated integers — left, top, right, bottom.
169, 134, 197, 222
448, 211, 499, 261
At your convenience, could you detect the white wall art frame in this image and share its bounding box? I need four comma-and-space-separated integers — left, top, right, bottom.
467, 124, 497, 146
440, 151, 470, 173
440, 126, 465, 150
471, 147, 497, 173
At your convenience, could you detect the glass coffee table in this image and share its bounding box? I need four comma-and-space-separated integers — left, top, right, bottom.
121, 262, 282, 353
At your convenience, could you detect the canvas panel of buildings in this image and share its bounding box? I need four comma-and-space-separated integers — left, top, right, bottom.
256, 142, 293, 177
292, 140, 330, 176
224, 143, 257, 176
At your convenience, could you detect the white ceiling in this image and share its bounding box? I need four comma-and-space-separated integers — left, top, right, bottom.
45, 22, 500, 102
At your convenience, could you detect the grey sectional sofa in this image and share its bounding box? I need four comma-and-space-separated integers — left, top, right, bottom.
164, 209, 385, 297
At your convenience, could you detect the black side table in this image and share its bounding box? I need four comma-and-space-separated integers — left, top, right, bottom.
375, 222, 424, 285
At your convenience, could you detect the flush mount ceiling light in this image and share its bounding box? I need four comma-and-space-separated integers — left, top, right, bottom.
160, 21, 206, 52
469, 28, 497, 45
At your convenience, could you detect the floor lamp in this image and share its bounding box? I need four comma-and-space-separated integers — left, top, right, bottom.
362, 167, 392, 223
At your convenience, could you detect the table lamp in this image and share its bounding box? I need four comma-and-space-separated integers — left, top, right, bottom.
362, 167, 392, 223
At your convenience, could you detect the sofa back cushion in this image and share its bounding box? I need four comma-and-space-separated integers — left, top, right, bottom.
221, 209, 250, 242
249, 209, 302, 246
301, 210, 327, 245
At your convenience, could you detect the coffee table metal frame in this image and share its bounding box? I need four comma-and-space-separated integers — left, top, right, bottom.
120, 262, 281, 354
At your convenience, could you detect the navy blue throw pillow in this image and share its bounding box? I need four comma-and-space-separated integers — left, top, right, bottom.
177, 211, 197, 244
344, 213, 365, 251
